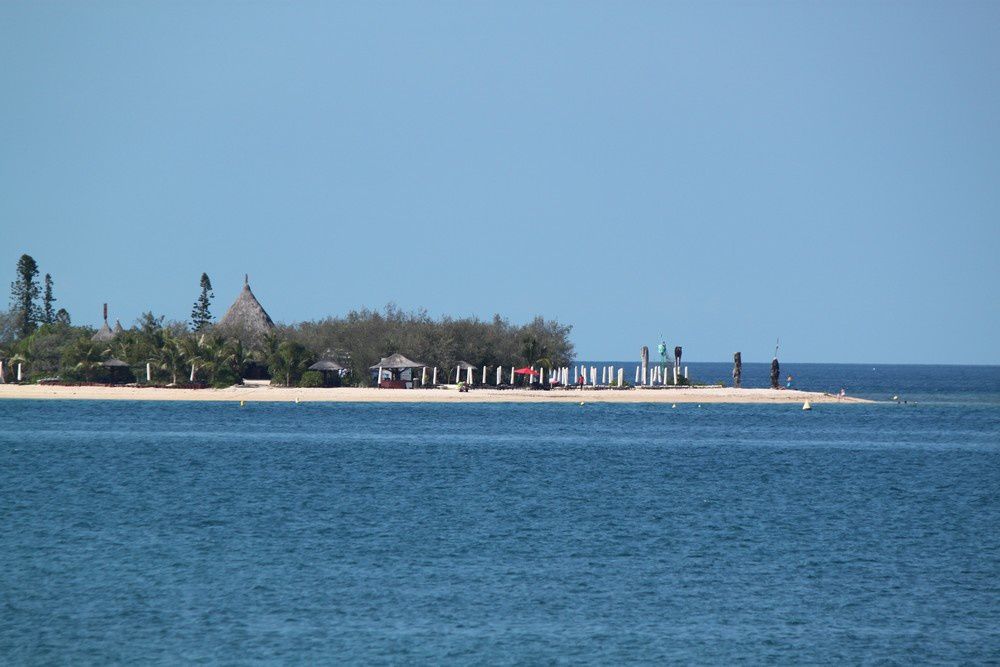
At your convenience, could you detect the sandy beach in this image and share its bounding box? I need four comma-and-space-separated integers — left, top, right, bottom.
0, 384, 872, 404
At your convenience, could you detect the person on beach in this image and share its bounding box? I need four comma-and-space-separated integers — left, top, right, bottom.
786, 375, 793, 389
838, 388, 846, 400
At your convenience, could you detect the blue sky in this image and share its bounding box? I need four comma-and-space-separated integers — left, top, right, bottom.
1, 2, 997, 363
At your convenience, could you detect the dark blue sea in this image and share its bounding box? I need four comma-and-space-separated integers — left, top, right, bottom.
2, 364, 999, 663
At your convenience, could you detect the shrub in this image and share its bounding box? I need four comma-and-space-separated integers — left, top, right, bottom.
299, 370, 324, 388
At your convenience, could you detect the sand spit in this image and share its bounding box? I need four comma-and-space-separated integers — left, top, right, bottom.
0, 384, 872, 404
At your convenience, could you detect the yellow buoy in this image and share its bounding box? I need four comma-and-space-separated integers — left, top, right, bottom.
802, 401, 812, 411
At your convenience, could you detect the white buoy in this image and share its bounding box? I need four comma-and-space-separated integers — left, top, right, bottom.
802, 401, 812, 411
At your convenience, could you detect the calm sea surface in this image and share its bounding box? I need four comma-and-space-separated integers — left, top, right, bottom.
2, 364, 999, 663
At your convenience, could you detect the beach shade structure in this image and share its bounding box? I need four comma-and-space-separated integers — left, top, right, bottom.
454, 360, 476, 383
309, 359, 346, 387
514, 367, 539, 386
370, 353, 427, 388
92, 303, 117, 342
216, 276, 276, 348
113, 319, 125, 336
101, 357, 132, 384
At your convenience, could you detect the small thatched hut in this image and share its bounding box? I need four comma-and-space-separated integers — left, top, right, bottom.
370, 353, 427, 388
216, 276, 275, 347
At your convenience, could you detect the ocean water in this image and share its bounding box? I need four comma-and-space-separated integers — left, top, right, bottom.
2, 365, 999, 663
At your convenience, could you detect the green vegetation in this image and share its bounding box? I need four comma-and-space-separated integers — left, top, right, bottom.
1, 258, 575, 388
190, 273, 214, 332
10, 254, 41, 338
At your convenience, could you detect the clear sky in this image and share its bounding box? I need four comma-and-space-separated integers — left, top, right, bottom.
1, 2, 997, 364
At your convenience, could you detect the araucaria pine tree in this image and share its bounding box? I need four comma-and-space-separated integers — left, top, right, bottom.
191, 273, 214, 331
10, 254, 41, 338
42, 273, 56, 325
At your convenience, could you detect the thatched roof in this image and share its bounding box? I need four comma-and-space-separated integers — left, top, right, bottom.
91, 303, 119, 342
309, 360, 346, 372
101, 358, 129, 367
113, 319, 125, 335
370, 353, 427, 369
216, 276, 275, 345
92, 320, 115, 342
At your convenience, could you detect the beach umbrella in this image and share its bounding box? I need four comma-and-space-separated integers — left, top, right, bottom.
514, 367, 539, 376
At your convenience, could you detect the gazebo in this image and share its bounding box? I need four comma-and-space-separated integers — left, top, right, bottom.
308, 359, 346, 387
101, 357, 131, 384
370, 354, 428, 389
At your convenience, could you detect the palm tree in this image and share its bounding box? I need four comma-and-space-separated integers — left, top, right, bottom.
61, 338, 105, 382
177, 335, 203, 383
268, 340, 311, 386
155, 335, 187, 385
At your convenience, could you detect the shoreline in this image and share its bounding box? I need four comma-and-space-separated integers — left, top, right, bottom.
0, 384, 872, 404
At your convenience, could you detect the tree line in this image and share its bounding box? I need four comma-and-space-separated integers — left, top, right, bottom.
1, 255, 573, 387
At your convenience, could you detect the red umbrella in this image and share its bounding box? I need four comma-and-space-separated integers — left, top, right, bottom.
514, 367, 540, 376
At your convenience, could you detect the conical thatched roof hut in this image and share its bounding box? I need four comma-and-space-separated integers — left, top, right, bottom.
92, 303, 117, 342
113, 319, 125, 336
216, 276, 275, 346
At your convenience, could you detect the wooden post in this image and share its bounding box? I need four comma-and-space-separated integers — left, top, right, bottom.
733, 352, 742, 388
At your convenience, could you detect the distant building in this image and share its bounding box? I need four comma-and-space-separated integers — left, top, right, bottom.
215, 275, 275, 347
92, 303, 117, 342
